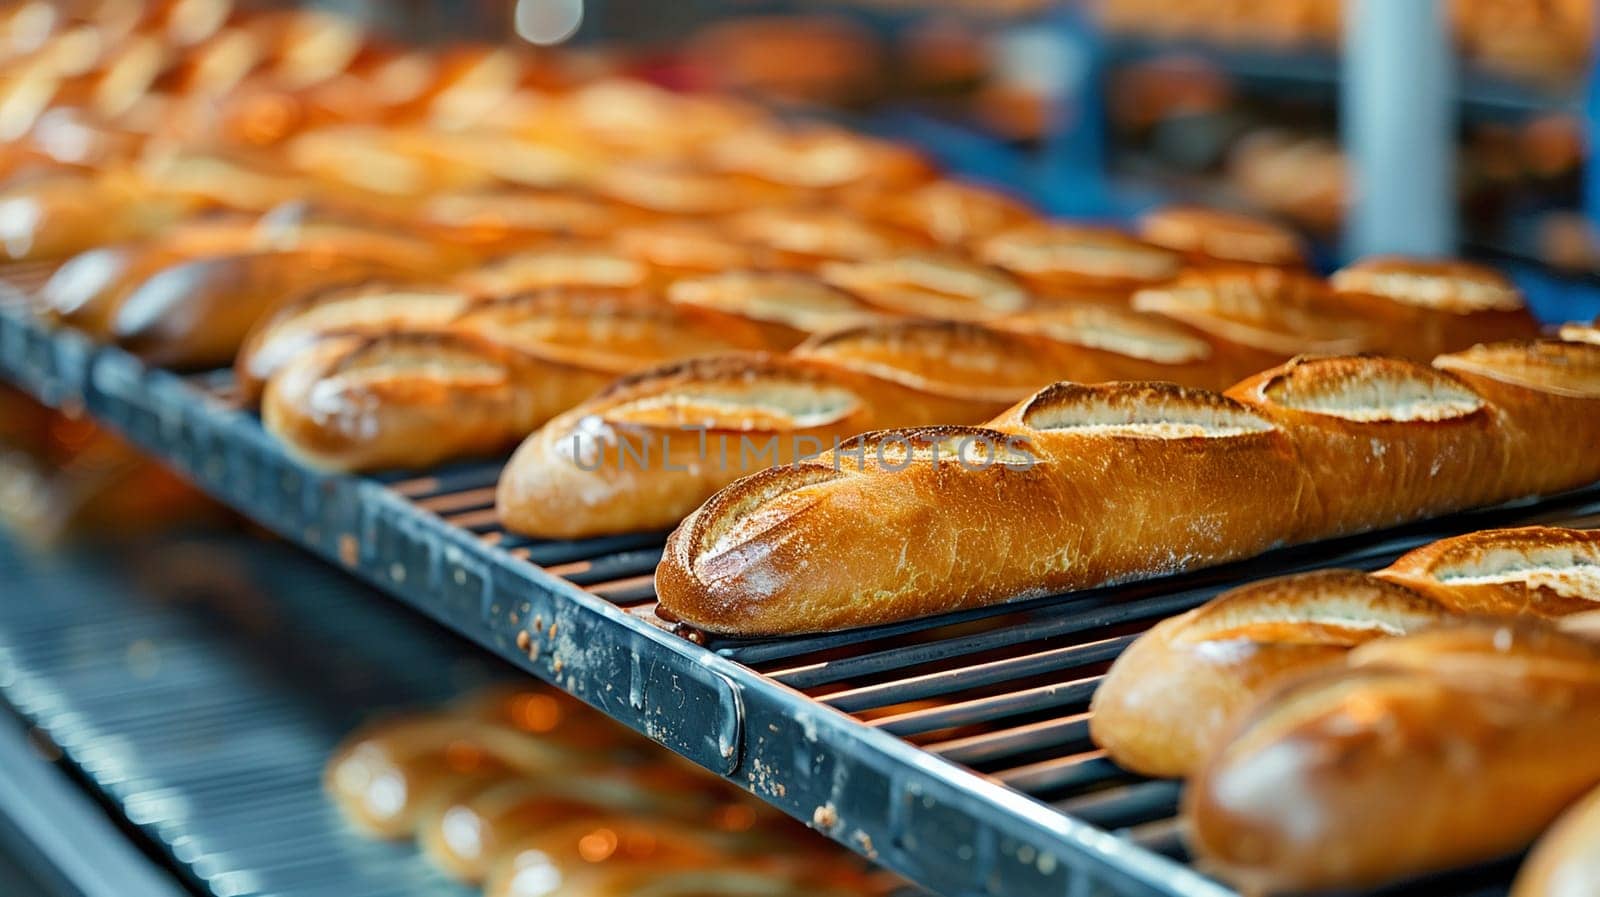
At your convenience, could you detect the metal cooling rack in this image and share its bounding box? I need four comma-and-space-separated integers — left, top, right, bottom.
0, 530, 512, 897
4, 291, 1595, 897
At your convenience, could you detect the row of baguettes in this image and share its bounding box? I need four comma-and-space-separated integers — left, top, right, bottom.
655, 332, 1600, 635
324, 684, 887, 897
1092, 525, 1600, 778
1085, 525, 1600, 893
238, 249, 1537, 471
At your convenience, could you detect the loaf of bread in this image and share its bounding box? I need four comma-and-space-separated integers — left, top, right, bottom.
262, 289, 774, 470
1331, 256, 1542, 357
1137, 205, 1307, 268
976, 221, 1183, 301
1131, 265, 1378, 366
666, 272, 887, 349
819, 252, 1029, 320
1093, 525, 1600, 777
452, 244, 654, 297
1513, 783, 1600, 897
324, 687, 628, 839
723, 207, 923, 269
1378, 526, 1600, 618
656, 336, 1600, 635
235, 280, 473, 403
418, 762, 728, 882
0, 170, 199, 262
484, 816, 874, 897
845, 179, 1035, 247
1089, 570, 1450, 778
1186, 619, 1600, 893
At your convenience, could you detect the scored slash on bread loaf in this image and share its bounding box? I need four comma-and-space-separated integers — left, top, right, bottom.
655, 334, 1600, 636
1091, 526, 1600, 779
1089, 570, 1451, 778
843, 179, 1035, 247
1185, 619, 1600, 893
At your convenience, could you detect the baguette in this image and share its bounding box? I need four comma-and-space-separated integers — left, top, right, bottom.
110, 248, 432, 368
723, 207, 923, 268
263, 290, 773, 471
418, 763, 727, 882
324, 690, 627, 839
666, 272, 887, 349
1137, 205, 1307, 268
452, 244, 653, 297
1130, 265, 1379, 366
1512, 783, 1600, 897
702, 124, 934, 191
1332, 255, 1542, 356
485, 817, 871, 897
612, 221, 771, 278
1377, 526, 1600, 618
1186, 620, 1600, 893
1433, 339, 1600, 496
988, 302, 1254, 389
818, 252, 1029, 320
658, 381, 1310, 634
1089, 570, 1450, 778
845, 179, 1034, 247
0, 170, 198, 261
1094, 526, 1600, 778
656, 337, 1600, 635
976, 221, 1183, 301
235, 280, 473, 403
498, 321, 1081, 539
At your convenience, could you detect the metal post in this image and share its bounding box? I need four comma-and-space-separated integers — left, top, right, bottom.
1342, 0, 1457, 257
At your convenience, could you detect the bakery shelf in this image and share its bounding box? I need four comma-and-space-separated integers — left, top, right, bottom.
0, 529, 506, 897
5, 290, 1600, 897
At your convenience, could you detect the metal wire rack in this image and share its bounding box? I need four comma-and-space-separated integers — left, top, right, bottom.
3, 283, 1596, 897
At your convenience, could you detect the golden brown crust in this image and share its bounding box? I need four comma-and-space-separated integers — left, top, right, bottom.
1557, 322, 1600, 345
989, 302, 1243, 389
722, 207, 923, 268
1090, 570, 1448, 778
976, 222, 1183, 294
261, 331, 589, 471
1331, 255, 1541, 356
452, 245, 652, 298
1512, 784, 1600, 897
1377, 527, 1600, 619
235, 280, 471, 404
450, 287, 775, 374
702, 124, 935, 191
1186, 644, 1600, 893
496, 354, 879, 539
666, 272, 886, 349
844, 179, 1035, 247
1137, 205, 1307, 267
611, 221, 770, 278
1132, 266, 1378, 363
657, 381, 1310, 634
819, 252, 1028, 321
1228, 355, 1506, 537
1434, 339, 1600, 497
111, 248, 429, 368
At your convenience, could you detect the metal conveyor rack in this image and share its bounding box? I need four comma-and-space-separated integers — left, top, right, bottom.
0, 530, 511, 897
3, 288, 1598, 897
